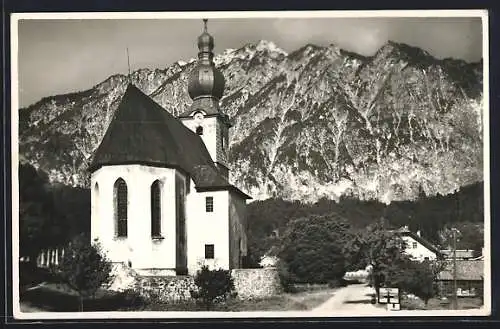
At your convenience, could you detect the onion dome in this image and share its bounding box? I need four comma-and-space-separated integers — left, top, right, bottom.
187, 19, 225, 101
197, 21, 214, 53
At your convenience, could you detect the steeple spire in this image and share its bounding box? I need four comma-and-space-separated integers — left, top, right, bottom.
197, 18, 215, 63
180, 19, 232, 178
187, 19, 225, 105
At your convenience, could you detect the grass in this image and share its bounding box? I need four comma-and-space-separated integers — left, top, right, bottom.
141, 296, 309, 312
283, 288, 336, 310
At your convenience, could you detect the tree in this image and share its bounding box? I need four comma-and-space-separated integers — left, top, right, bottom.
400, 259, 445, 305
277, 214, 352, 284
190, 266, 235, 310
58, 234, 113, 311
19, 163, 67, 265
344, 219, 411, 300
439, 222, 483, 252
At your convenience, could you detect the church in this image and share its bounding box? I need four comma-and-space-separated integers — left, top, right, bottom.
88, 20, 251, 276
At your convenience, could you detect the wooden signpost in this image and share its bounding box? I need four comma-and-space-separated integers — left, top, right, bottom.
379, 287, 401, 311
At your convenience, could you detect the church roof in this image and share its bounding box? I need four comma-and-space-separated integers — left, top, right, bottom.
89, 84, 251, 199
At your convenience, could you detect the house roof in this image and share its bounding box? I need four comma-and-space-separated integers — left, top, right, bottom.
440, 249, 478, 259
393, 227, 441, 255
89, 84, 251, 199
437, 260, 484, 281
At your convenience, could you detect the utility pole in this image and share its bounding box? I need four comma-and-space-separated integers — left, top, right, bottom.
452, 228, 458, 309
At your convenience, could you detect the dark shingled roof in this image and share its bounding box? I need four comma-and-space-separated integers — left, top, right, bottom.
437, 260, 484, 281
440, 249, 478, 259
89, 84, 251, 199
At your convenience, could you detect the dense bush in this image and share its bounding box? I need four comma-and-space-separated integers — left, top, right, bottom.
190, 266, 236, 310
396, 260, 444, 305
277, 214, 352, 284
58, 234, 113, 311
276, 259, 297, 293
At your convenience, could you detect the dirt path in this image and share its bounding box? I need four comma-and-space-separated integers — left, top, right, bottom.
310, 283, 388, 315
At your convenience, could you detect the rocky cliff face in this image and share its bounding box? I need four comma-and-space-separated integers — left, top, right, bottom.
18, 40, 483, 203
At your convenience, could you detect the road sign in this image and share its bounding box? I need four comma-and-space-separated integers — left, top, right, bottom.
387, 303, 401, 311
378, 287, 400, 304
380, 287, 399, 296
388, 297, 400, 304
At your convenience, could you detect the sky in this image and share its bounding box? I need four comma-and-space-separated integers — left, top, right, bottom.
16, 14, 484, 108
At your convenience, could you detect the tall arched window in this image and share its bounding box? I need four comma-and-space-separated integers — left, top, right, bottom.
93, 182, 100, 221
151, 180, 162, 237
114, 178, 128, 237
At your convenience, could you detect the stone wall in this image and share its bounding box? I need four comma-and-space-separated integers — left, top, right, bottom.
107, 262, 138, 292
231, 268, 282, 300
135, 276, 196, 303
107, 266, 281, 302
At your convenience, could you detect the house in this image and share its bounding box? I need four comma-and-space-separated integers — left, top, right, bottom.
259, 255, 279, 268
394, 226, 441, 261
343, 265, 371, 283
259, 245, 279, 268
89, 20, 251, 276
440, 249, 482, 260
437, 260, 484, 297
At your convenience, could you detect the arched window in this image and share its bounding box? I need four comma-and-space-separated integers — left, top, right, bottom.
151, 180, 161, 237
196, 126, 203, 135
114, 178, 128, 237
93, 182, 100, 221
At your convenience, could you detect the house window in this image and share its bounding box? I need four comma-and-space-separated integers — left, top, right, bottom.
205, 244, 215, 259
114, 178, 128, 237
196, 126, 203, 135
151, 180, 161, 237
412, 242, 418, 249
206, 196, 214, 212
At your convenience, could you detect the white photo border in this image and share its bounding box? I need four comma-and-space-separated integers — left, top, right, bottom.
9, 9, 491, 320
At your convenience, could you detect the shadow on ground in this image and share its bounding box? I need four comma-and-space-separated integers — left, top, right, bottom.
20, 286, 145, 312
343, 299, 373, 304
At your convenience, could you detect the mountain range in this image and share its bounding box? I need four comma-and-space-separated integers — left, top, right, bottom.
18, 40, 484, 203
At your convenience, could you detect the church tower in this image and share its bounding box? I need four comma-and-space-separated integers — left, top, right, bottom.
178, 19, 231, 179
89, 19, 250, 277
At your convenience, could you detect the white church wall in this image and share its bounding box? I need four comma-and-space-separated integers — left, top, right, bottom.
185, 186, 230, 274
91, 165, 178, 273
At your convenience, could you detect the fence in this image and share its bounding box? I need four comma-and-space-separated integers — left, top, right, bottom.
33, 247, 65, 268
